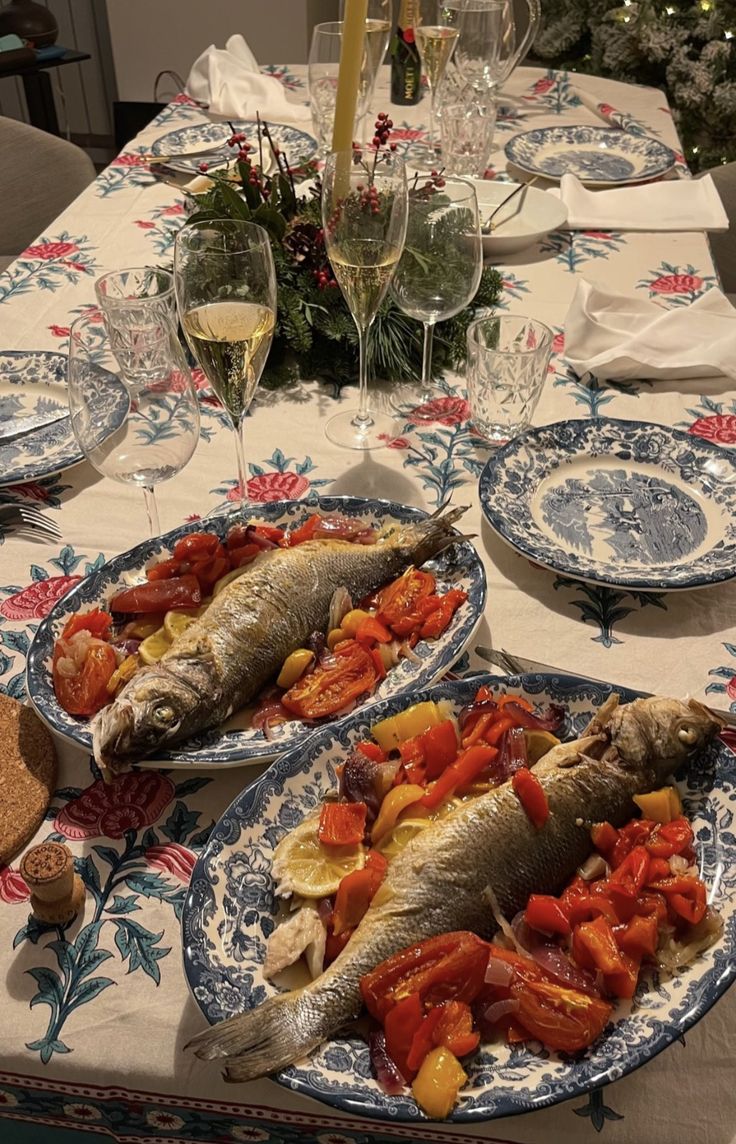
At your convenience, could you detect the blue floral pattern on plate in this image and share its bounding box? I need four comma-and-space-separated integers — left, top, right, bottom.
182, 672, 736, 1123
0, 350, 128, 487
505, 127, 677, 185
151, 121, 318, 172
478, 418, 736, 590
25, 495, 486, 768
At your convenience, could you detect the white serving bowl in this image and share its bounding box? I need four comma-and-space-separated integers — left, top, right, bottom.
471, 180, 568, 257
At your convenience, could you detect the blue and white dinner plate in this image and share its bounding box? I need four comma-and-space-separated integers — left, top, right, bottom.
0, 350, 128, 488
151, 120, 318, 173
182, 672, 736, 1122
505, 126, 677, 186
479, 419, 736, 591
26, 495, 486, 768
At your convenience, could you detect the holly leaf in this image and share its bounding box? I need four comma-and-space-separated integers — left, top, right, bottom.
6, 670, 27, 699
107, 894, 140, 915
141, 827, 158, 849
113, 919, 169, 984
161, 800, 200, 843
49, 545, 81, 575
13, 915, 55, 947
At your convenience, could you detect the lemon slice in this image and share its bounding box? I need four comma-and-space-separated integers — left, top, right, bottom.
164, 609, 198, 641
525, 730, 561, 765
376, 816, 431, 860
138, 627, 171, 665
271, 816, 365, 899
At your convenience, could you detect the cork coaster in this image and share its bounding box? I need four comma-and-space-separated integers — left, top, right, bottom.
0, 693, 57, 866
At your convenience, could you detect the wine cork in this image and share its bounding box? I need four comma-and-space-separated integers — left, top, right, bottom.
20, 842, 85, 924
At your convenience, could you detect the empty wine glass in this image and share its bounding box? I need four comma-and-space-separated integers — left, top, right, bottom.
309, 20, 390, 154
322, 146, 408, 449
68, 312, 200, 536
390, 175, 482, 415
174, 219, 277, 514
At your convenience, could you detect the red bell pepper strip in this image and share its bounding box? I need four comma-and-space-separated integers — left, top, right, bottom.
384, 993, 424, 1081
228, 543, 261, 569
418, 745, 498, 809
484, 715, 516, 747
572, 915, 626, 975
648, 875, 707, 925
355, 615, 392, 646
405, 1006, 445, 1074
420, 719, 459, 780
645, 818, 694, 859
604, 950, 640, 999
617, 913, 659, 960
146, 557, 181, 581
431, 999, 480, 1058
525, 894, 572, 937
332, 850, 387, 935
607, 845, 650, 899
109, 574, 202, 614
355, 740, 387, 763
318, 801, 368, 848
360, 931, 490, 1023
286, 515, 321, 546
511, 768, 549, 829
591, 821, 619, 858
369, 646, 387, 680
646, 857, 671, 882
324, 926, 353, 967
419, 589, 467, 639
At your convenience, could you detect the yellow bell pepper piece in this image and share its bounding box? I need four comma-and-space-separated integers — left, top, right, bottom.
340, 608, 372, 637
370, 784, 425, 844
411, 1046, 468, 1120
277, 648, 315, 689
372, 701, 444, 752
106, 654, 139, 695
634, 785, 683, 824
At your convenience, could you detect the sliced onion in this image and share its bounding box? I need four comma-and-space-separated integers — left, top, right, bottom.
530, 943, 600, 996
328, 586, 353, 633
340, 751, 382, 819
657, 907, 723, 971
459, 699, 499, 729
484, 885, 530, 955
482, 998, 520, 1025
496, 726, 529, 780
669, 854, 690, 875
502, 701, 565, 733
484, 955, 514, 987
369, 1030, 405, 1094
398, 640, 421, 664
511, 910, 540, 953
111, 637, 141, 658
578, 853, 609, 882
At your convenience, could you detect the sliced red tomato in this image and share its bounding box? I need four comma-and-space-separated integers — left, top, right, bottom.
53, 641, 117, 716
286, 515, 321, 546
375, 568, 436, 637
189, 553, 229, 592
360, 931, 490, 1023
61, 608, 113, 641
281, 641, 377, 719
431, 999, 480, 1057
511, 978, 612, 1052
354, 615, 392, 646
525, 894, 571, 937
146, 557, 182, 582
228, 543, 261, 569
419, 588, 467, 639
172, 532, 221, 561
109, 575, 202, 614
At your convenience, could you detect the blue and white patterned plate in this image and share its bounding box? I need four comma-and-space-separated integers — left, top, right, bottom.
505, 126, 677, 186
182, 672, 736, 1122
0, 350, 128, 488
151, 120, 318, 173
479, 419, 736, 591
26, 495, 485, 768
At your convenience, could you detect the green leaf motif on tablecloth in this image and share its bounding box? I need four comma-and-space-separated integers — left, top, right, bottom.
106, 894, 141, 915
161, 800, 201, 842
573, 1086, 624, 1131
125, 871, 174, 900
553, 577, 667, 648
113, 919, 170, 984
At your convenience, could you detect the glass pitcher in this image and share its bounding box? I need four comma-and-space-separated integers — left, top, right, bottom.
439, 0, 541, 96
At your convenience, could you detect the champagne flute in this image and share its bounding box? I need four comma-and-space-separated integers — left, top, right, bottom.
414, 0, 459, 158
322, 147, 408, 450
174, 219, 277, 512
67, 312, 200, 537
390, 175, 482, 416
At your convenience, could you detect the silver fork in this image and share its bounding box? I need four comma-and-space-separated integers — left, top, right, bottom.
0, 501, 62, 541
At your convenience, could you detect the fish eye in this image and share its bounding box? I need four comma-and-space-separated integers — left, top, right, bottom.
678, 724, 699, 746
152, 704, 176, 727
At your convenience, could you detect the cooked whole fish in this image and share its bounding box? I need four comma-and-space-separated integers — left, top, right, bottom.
187, 694, 722, 1082
93, 506, 468, 772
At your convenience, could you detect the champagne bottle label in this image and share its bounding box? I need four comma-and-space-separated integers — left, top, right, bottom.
391, 1, 422, 105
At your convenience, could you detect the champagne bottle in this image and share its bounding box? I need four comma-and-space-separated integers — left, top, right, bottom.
391, 0, 422, 105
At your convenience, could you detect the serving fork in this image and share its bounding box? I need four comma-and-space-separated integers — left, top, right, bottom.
0, 501, 62, 541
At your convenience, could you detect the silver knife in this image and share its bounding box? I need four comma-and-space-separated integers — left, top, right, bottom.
0, 409, 70, 442
475, 645, 736, 728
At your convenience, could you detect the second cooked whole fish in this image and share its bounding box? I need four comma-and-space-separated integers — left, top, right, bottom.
93, 505, 468, 772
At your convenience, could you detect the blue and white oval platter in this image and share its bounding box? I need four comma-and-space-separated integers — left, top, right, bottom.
151, 120, 318, 173
505, 126, 677, 186
26, 495, 485, 768
182, 672, 736, 1122
479, 418, 736, 591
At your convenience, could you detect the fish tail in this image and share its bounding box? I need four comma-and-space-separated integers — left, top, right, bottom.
187, 987, 333, 1082
400, 504, 472, 564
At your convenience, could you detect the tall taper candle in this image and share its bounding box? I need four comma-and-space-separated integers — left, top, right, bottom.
331, 0, 369, 153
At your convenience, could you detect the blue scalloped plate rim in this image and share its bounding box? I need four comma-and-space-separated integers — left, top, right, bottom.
25, 494, 485, 768
504, 126, 677, 186
151, 120, 318, 172
478, 418, 736, 591
181, 671, 736, 1123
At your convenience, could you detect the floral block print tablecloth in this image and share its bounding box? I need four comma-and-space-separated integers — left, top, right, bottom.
0, 64, 734, 1144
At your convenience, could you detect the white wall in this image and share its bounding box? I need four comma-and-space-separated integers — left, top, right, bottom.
105, 0, 338, 103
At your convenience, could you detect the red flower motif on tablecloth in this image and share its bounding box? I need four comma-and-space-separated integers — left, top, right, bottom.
0, 575, 81, 620
192, 368, 209, 392
227, 471, 311, 503
55, 772, 175, 840
552, 332, 565, 354
0, 867, 30, 904
530, 77, 555, 95
689, 414, 736, 446
726, 677, 736, 701
378, 433, 409, 449
5, 481, 52, 501
114, 153, 150, 167
134, 220, 157, 230
582, 230, 614, 240
386, 126, 425, 143
145, 842, 196, 882
185, 512, 202, 522
49, 324, 71, 337
649, 273, 703, 295
23, 240, 79, 261
408, 396, 470, 426
160, 203, 186, 217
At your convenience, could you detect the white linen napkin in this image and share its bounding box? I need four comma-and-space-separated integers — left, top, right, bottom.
554, 173, 728, 232
186, 34, 311, 123
564, 280, 736, 382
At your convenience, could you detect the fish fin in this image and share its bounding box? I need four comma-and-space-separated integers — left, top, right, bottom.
581, 693, 620, 737
187, 987, 331, 1081
688, 698, 727, 730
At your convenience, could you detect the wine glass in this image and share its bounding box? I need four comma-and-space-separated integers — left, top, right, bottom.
439, 0, 504, 106
174, 219, 277, 513
322, 147, 408, 450
67, 312, 200, 537
309, 19, 391, 154
414, 0, 459, 159
390, 175, 482, 416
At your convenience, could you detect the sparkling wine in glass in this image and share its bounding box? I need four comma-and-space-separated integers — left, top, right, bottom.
390, 175, 482, 416
322, 147, 408, 450
174, 220, 277, 511
414, 1, 459, 157
67, 312, 200, 537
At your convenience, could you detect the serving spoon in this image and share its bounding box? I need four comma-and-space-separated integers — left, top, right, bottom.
482, 176, 539, 234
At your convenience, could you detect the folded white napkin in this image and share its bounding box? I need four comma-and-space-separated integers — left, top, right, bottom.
564, 280, 736, 382
554, 173, 729, 232
186, 34, 310, 123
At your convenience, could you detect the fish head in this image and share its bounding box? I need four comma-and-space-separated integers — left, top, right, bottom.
611, 696, 723, 782
92, 665, 201, 770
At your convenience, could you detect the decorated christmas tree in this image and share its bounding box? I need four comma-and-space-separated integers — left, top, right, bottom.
533, 0, 736, 170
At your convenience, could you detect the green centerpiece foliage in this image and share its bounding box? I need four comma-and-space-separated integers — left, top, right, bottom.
533, 0, 736, 171
186, 124, 502, 390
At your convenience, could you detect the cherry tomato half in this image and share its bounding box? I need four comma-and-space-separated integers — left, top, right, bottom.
53, 641, 117, 716
281, 641, 377, 720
